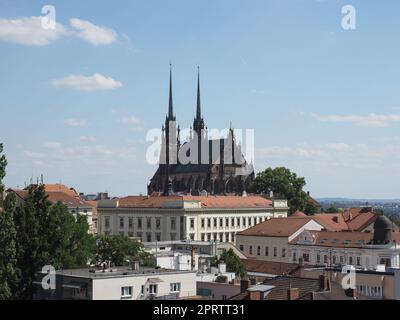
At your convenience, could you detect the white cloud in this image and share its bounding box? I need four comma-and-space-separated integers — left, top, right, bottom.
256, 141, 400, 171
120, 116, 140, 125
325, 143, 349, 152
0, 16, 67, 46
64, 119, 87, 127
25, 151, 45, 159
0, 16, 119, 47
313, 113, 400, 128
53, 73, 122, 91
42, 142, 61, 149
70, 18, 117, 46
79, 135, 96, 142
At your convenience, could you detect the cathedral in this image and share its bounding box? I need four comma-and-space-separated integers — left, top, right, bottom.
147, 67, 254, 196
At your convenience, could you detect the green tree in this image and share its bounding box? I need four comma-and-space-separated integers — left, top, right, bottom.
95, 235, 154, 267
249, 167, 308, 214
304, 202, 318, 216
215, 249, 247, 278
66, 213, 96, 268
14, 185, 43, 299
45, 202, 95, 269
325, 205, 341, 213
0, 144, 20, 299
13, 185, 96, 299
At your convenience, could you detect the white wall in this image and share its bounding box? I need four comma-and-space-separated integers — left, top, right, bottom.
91, 271, 197, 300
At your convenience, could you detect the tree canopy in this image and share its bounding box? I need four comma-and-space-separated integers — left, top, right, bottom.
249, 166, 314, 214
95, 235, 155, 268
212, 249, 247, 278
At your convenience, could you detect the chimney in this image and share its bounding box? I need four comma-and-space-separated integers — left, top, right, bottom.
240, 279, 250, 293
319, 274, 330, 291
249, 290, 263, 300
287, 288, 299, 300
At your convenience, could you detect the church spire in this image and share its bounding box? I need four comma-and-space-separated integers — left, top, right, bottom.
193, 66, 205, 137
168, 64, 175, 120
196, 66, 201, 120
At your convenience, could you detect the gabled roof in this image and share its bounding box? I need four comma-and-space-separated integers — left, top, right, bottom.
11, 189, 93, 208
237, 217, 313, 237
311, 214, 348, 231
312, 208, 378, 232
291, 230, 400, 248
25, 184, 79, 198
292, 211, 307, 217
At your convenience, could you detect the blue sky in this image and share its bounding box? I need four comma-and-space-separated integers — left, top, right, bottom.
1, 0, 400, 198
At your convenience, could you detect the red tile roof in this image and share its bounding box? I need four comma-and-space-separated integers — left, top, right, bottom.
312, 209, 378, 232
238, 217, 313, 237
243, 259, 309, 276
117, 195, 272, 209
290, 230, 400, 248
11, 189, 93, 208
292, 211, 307, 217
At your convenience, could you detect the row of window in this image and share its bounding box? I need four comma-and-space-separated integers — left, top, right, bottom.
121, 283, 181, 298
104, 216, 177, 231
200, 232, 236, 242
239, 245, 285, 258
113, 231, 177, 242
293, 252, 362, 266
356, 285, 383, 298
199, 216, 267, 230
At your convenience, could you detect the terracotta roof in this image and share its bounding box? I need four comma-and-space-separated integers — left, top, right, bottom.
311, 209, 378, 232
230, 275, 324, 300
11, 189, 93, 208
291, 230, 400, 248
237, 217, 312, 237
117, 195, 272, 209
25, 184, 79, 198
311, 214, 348, 231
307, 196, 321, 208
243, 259, 309, 276
292, 211, 307, 217
263, 276, 323, 300
345, 211, 377, 231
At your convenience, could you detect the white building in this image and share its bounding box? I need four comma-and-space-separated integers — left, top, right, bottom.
98, 195, 288, 243
236, 217, 325, 263
34, 266, 197, 300
237, 213, 400, 275
289, 217, 400, 270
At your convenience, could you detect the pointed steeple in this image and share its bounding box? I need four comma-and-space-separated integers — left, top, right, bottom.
196, 66, 201, 119
193, 66, 205, 137
168, 64, 175, 120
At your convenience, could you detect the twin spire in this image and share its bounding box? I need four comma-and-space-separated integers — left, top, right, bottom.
166, 65, 202, 124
